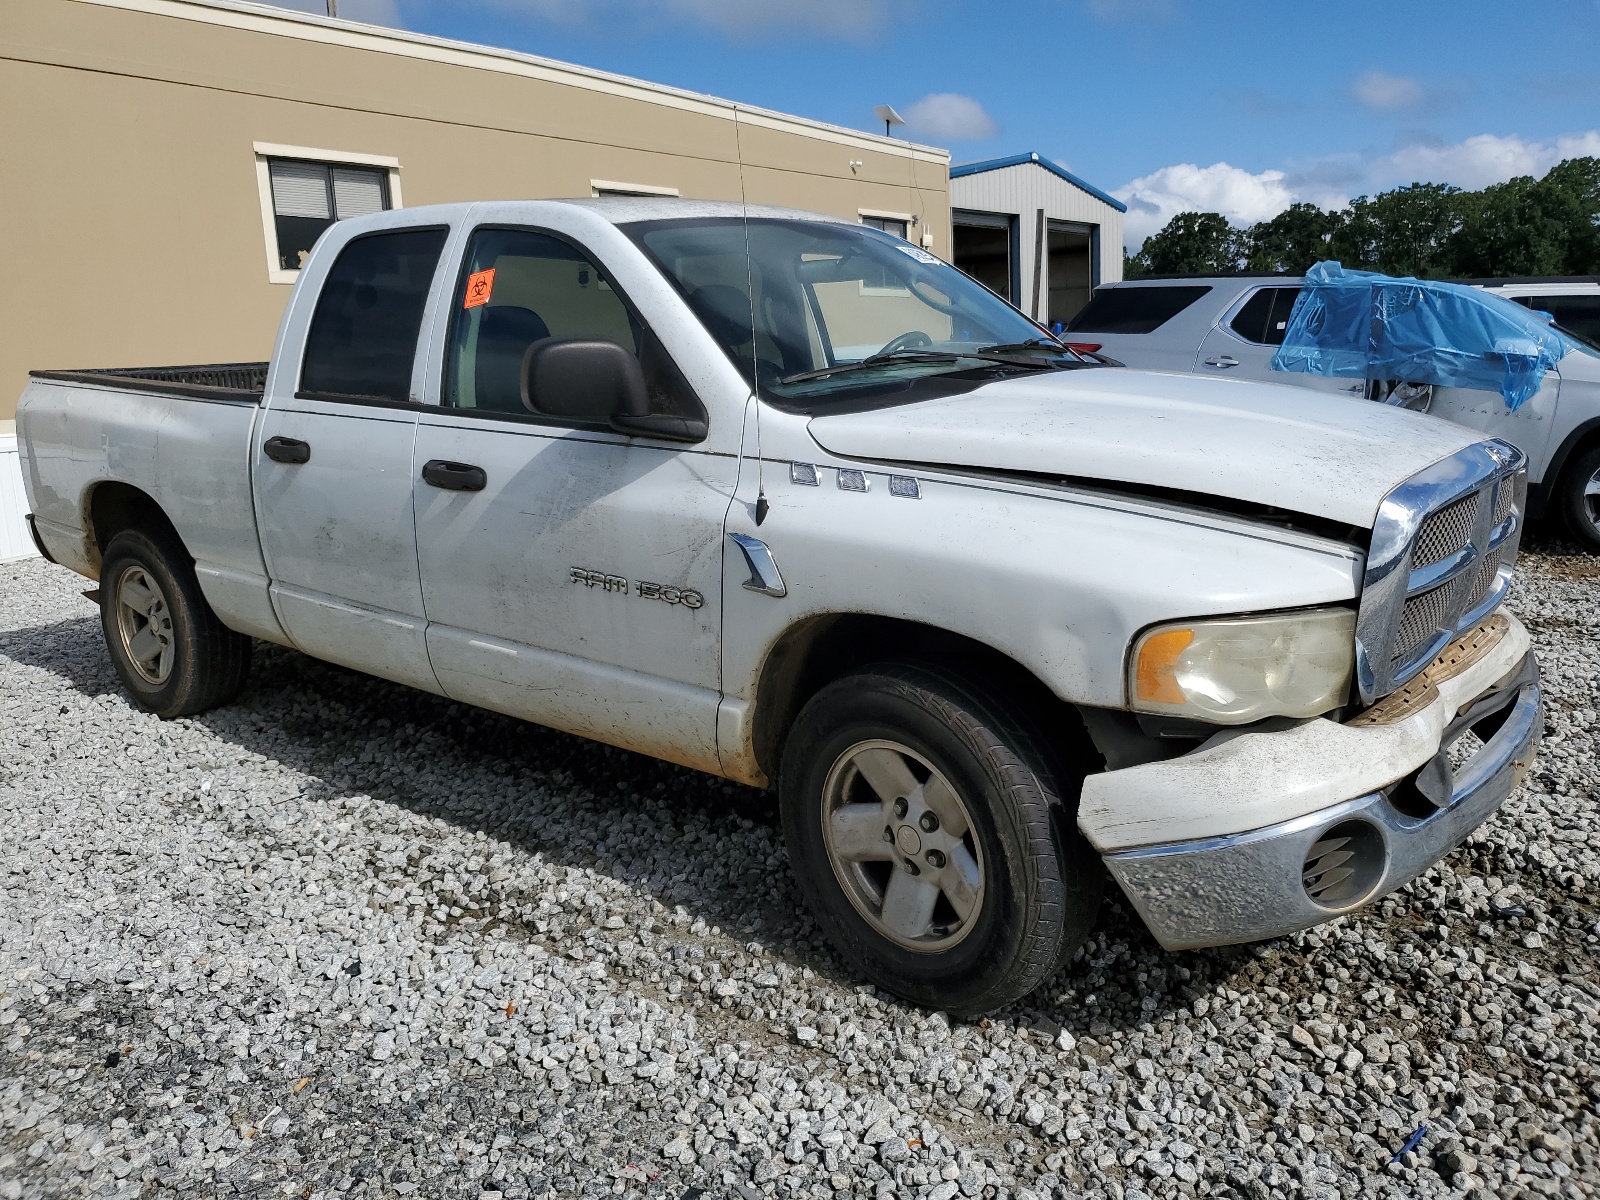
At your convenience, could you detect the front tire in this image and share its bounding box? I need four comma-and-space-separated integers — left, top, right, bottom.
1558, 444, 1600, 553
100, 528, 252, 717
780, 664, 1101, 1015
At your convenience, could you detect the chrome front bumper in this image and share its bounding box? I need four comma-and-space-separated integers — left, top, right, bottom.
1103, 656, 1541, 951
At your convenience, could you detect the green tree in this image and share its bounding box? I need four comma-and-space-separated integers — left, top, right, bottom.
1126, 211, 1244, 277
1329, 182, 1463, 277
1243, 203, 1343, 273
1447, 157, 1600, 276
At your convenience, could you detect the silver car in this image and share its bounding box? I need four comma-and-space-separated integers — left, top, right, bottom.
1067, 275, 1600, 550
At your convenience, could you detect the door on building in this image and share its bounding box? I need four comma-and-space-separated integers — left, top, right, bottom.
255, 224, 449, 694
1046, 221, 1096, 328
952, 210, 1017, 304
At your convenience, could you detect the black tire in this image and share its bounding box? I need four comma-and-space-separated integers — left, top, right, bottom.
99, 527, 252, 718
1558, 444, 1600, 553
779, 664, 1101, 1015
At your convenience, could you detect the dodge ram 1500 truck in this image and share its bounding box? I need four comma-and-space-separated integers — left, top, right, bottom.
18, 199, 1542, 1014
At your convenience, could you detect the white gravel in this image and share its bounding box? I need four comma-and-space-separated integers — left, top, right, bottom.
0, 543, 1596, 1200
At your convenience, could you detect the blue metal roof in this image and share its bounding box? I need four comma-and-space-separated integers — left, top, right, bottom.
949, 152, 1128, 213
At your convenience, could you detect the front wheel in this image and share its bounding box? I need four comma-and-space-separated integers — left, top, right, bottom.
1558, 445, 1600, 553
100, 528, 252, 717
780, 664, 1101, 1015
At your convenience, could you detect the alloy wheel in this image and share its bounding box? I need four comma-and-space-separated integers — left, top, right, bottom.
820, 739, 985, 952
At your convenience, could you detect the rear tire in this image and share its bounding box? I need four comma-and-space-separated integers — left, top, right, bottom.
779, 664, 1101, 1015
1558, 445, 1600, 553
100, 528, 252, 717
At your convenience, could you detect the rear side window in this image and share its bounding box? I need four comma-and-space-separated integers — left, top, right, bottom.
1066, 285, 1212, 334
1511, 294, 1600, 345
1229, 286, 1302, 345
300, 228, 448, 403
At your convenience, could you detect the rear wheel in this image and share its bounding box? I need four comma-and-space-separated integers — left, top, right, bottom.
780, 664, 1101, 1015
100, 528, 252, 717
1558, 445, 1600, 552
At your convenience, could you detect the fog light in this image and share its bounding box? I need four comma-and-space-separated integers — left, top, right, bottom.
1302, 820, 1386, 909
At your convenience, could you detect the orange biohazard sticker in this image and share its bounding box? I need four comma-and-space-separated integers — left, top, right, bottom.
463, 268, 496, 309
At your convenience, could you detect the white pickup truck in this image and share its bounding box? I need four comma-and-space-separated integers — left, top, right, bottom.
18, 199, 1542, 1014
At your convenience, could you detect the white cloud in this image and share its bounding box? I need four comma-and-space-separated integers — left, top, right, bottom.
1352, 70, 1423, 112
1374, 131, 1600, 190
1114, 161, 1295, 245
1117, 130, 1600, 249
901, 93, 998, 142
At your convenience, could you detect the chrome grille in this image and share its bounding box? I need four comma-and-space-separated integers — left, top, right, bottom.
1492, 478, 1516, 525
1393, 584, 1456, 665
1465, 551, 1504, 612
1412, 493, 1479, 568
1354, 441, 1526, 705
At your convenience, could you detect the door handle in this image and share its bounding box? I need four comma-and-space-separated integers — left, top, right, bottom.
263, 436, 311, 464
1203, 356, 1240, 368
421, 459, 487, 491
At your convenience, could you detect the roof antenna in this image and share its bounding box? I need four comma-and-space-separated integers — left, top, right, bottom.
733, 106, 770, 527
874, 105, 905, 138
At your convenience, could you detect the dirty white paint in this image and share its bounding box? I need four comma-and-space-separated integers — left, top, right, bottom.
1078, 613, 1532, 851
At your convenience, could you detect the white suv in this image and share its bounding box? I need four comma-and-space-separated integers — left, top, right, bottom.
1067, 275, 1600, 550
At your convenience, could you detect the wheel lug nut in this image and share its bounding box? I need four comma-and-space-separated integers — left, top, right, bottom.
918, 812, 939, 832
902, 858, 921, 875
883, 825, 893, 842
925, 849, 946, 869
893, 797, 908, 819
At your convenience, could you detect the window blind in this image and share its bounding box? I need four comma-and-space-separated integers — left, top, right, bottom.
270, 159, 332, 219
332, 168, 387, 218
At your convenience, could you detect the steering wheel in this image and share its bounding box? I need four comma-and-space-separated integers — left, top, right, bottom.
876, 330, 933, 357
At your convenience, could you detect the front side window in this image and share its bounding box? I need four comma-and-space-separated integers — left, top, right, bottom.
625, 218, 1090, 409
269, 158, 391, 272
1066, 285, 1213, 334
444, 227, 699, 421
300, 227, 447, 404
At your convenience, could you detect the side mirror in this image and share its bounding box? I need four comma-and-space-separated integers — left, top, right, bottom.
520, 337, 708, 442
521, 338, 648, 424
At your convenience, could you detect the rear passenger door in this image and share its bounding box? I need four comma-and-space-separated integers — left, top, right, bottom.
1197, 286, 1363, 395
409, 223, 734, 774
255, 225, 449, 693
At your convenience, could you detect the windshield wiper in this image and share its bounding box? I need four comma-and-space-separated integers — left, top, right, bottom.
779, 350, 959, 385
977, 338, 1069, 355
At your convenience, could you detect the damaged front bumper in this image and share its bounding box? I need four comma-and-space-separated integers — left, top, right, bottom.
1082, 610, 1541, 951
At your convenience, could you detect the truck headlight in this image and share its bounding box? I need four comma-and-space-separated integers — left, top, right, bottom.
1129, 608, 1356, 725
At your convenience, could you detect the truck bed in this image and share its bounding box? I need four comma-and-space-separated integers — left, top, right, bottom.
28, 362, 268, 403
17, 362, 286, 645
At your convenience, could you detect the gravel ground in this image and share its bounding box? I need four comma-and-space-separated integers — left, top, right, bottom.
0, 539, 1596, 1200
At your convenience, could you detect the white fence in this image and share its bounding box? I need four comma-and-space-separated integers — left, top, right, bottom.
0, 424, 39, 562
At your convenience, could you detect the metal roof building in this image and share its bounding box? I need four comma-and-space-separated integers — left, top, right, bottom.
949, 152, 1126, 328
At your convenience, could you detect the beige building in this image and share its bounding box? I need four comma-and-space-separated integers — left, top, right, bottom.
0, 0, 952, 423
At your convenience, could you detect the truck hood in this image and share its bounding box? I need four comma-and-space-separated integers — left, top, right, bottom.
806, 368, 1482, 529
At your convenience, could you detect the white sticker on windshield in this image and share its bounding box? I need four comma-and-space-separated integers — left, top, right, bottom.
896, 244, 941, 265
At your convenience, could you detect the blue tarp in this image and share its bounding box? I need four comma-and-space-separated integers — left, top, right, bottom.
1270, 261, 1574, 411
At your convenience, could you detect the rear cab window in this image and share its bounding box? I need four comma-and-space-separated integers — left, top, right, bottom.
1509, 294, 1600, 346
1228, 287, 1302, 345
1066, 285, 1212, 334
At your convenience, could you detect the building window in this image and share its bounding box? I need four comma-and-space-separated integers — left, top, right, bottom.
861, 214, 910, 240
590, 179, 680, 198
268, 159, 390, 272
253, 143, 403, 284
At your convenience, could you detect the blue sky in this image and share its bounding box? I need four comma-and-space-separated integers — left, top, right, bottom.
276, 0, 1600, 246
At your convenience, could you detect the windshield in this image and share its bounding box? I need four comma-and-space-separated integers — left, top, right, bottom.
622, 217, 1093, 407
